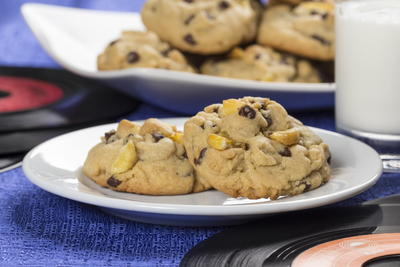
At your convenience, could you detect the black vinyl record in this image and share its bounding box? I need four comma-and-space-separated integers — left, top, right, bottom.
181, 196, 400, 267
0, 126, 93, 155
0, 67, 139, 170
0, 153, 23, 173
0, 66, 138, 132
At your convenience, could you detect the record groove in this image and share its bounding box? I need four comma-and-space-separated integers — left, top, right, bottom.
181, 199, 400, 267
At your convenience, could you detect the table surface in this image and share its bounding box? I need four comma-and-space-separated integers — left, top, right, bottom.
1, 1, 399, 266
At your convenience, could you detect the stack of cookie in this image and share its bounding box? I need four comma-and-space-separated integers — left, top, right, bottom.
98, 0, 335, 83
83, 97, 331, 199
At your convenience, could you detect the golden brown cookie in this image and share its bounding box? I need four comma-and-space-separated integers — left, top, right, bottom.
83, 118, 200, 195
268, 0, 334, 6
201, 45, 321, 82
257, 2, 335, 60
141, 0, 263, 55
183, 97, 331, 199
97, 31, 194, 72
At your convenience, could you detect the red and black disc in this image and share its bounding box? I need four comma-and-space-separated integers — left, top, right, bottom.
0, 76, 64, 113
0, 67, 138, 133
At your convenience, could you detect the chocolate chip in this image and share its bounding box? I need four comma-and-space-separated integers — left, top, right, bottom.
161, 47, 173, 57
254, 54, 262, 60
213, 107, 219, 113
311, 35, 330, 46
310, 10, 319, 16
194, 148, 207, 165
107, 176, 121, 187
304, 182, 312, 191
279, 147, 292, 157
244, 143, 250, 151
321, 13, 328, 20
182, 151, 188, 159
219, 1, 230, 10
126, 51, 140, 63
200, 124, 205, 130
238, 105, 256, 119
109, 39, 119, 46
183, 34, 197, 45
104, 130, 116, 144
262, 114, 273, 128
184, 0, 194, 2
260, 103, 267, 110
184, 14, 196, 25
152, 133, 164, 142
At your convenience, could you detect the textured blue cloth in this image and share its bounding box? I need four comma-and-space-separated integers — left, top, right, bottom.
1, 1, 400, 266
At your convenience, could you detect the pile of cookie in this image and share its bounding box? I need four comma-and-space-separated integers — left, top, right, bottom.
83, 97, 331, 199
98, 0, 335, 83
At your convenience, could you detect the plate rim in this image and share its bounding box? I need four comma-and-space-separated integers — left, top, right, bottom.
21, 2, 336, 94
22, 117, 383, 216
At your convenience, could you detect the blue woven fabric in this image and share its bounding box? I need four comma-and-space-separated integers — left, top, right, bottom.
1, 1, 400, 266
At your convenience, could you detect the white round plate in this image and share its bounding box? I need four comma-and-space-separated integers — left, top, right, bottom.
21, 3, 335, 114
23, 118, 382, 226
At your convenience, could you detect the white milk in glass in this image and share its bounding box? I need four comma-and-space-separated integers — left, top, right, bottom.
336, 0, 400, 135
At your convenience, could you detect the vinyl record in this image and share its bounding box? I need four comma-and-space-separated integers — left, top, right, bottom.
0, 76, 64, 113
0, 126, 92, 155
0, 153, 23, 173
292, 233, 400, 267
0, 67, 138, 132
180, 196, 400, 267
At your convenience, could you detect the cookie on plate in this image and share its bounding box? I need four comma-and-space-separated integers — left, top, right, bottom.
183, 97, 331, 199
257, 2, 335, 60
83, 118, 200, 195
97, 31, 194, 72
141, 0, 262, 55
200, 45, 321, 83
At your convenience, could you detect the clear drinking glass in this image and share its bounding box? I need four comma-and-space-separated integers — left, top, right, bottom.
335, 0, 400, 172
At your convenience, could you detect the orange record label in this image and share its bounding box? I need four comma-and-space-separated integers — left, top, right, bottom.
292, 233, 400, 267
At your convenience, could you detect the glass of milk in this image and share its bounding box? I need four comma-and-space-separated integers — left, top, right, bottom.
335, 0, 400, 172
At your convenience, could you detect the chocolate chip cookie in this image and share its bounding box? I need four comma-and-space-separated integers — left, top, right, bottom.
97, 31, 194, 72
257, 2, 335, 60
268, 0, 334, 6
83, 118, 200, 195
141, 0, 262, 55
183, 97, 331, 199
200, 45, 321, 82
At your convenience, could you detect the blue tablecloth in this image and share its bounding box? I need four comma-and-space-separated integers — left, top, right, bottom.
1, 1, 400, 266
